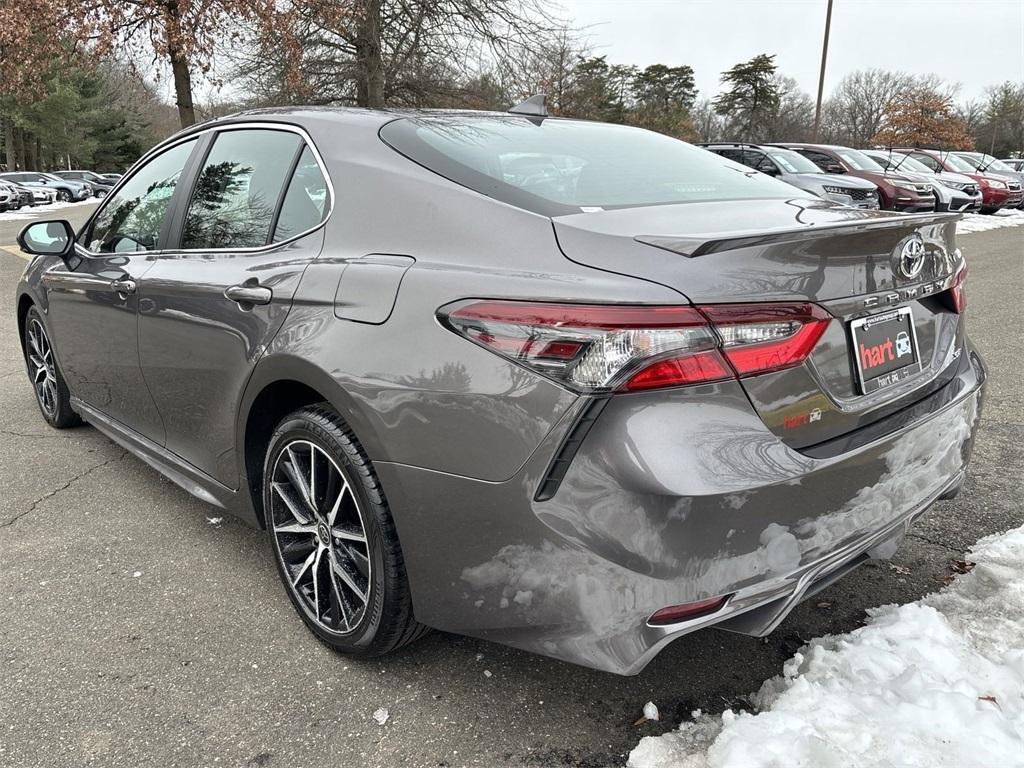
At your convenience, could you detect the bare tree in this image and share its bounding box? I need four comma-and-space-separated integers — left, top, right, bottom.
237, 0, 565, 110
73, 0, 274, 128
820, 69, 913, 146
761, 75, 814, 142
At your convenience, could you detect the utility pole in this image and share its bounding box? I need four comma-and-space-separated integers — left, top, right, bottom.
812, 0, 834, 141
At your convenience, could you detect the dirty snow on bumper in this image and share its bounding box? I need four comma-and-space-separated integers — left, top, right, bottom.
628, 522, 1024, 768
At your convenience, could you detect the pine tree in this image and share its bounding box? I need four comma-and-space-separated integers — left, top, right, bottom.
713, 54, 780, 141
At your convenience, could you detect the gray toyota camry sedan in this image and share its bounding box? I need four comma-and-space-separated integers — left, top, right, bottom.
14, 105, 984, 675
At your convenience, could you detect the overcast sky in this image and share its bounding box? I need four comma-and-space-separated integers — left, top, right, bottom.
558, 0, 1024, 102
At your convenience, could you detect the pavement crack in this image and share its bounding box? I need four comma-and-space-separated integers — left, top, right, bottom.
0, 451, 127, 529
0, 428, 63, 439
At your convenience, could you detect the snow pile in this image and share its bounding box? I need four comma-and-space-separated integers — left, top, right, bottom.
957, 208, 1024, 234
629, 524, 1024, 768
0, 199, 96, 222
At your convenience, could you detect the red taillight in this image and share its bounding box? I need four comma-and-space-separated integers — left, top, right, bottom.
699, 303, 832, 377
948, 264, 968, 313
649, 595, 729, 625
441, 300, 832, 393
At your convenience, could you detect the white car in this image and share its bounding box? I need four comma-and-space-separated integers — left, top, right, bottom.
865, 150, 982, 213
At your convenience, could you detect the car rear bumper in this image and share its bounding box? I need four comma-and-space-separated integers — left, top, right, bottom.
377, 344, 985, 675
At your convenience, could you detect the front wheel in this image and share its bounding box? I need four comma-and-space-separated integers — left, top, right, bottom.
263, 404, 428, 657
55, 189, 71, 202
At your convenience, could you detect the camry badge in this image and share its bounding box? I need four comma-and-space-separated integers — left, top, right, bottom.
897, 235, 927, 279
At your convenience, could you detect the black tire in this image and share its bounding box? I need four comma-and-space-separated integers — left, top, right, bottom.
263, 403, 428, 657
23, 306, 81, 429
56, 189, 71, 202
979, 207, 996, 215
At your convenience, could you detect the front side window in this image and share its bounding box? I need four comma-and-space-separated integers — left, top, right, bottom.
181, 129, 302, 250
87, 139, 197, 253
381, 116, 797, 216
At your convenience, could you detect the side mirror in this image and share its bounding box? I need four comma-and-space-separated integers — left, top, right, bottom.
825, 163, 846, 174
17, 220, 76, 261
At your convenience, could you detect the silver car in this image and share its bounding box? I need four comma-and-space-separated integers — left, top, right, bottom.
14, 107, 985, 674
954, 153, 1024, 209
701, 143, 880, 209
865, 150, 982, 213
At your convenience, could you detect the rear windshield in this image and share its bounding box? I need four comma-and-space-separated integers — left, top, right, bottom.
380, 116, 799, 216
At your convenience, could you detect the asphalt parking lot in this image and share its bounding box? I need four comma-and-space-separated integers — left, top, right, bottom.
0, 206, 1022, 768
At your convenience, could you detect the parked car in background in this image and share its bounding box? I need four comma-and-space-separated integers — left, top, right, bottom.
3, 182, 52, 207
0, 181, 33, 210
951, 152, 1024, 209
769, 143, 935, 212
14, 108, 984, 675
1000, 158, 1024, 173
52, 170, 115, 197
100, 172, 123, 182
863, 150, 981, 213
701, 143, 880, 209
0, 171, 92, 202
0, 184, 14, 212
21, 184, 56, 206
894, 148, 1024, 214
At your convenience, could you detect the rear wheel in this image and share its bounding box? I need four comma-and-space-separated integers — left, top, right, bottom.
23, 307, 80, 428
263, 404, 427, 657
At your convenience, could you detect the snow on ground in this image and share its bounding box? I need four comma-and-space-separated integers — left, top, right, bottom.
957, 208, 1024, 234
0, 199, 97, 222
629, 524, 1024, 768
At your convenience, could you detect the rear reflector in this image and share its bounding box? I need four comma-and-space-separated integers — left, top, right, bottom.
440, 300, 832, 393
649, 595, 729, 625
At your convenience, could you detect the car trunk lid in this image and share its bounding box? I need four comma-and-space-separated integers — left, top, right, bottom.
552, 198, 965, 448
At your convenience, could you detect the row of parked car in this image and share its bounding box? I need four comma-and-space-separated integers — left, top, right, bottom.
0, 170, 123, 212
700, 143, 1024, 214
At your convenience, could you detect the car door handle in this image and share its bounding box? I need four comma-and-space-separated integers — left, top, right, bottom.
110, 278, 136, 295
224, 283, 272, 306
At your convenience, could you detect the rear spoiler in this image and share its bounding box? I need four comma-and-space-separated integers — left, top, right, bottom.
635, 211, 961, 258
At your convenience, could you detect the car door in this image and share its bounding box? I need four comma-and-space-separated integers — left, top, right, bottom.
41, 138, 201, 442
137, 125, 330, 487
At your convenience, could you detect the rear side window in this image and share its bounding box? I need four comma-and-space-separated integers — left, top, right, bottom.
272, 145, 328, 242
181, 129, 302, 250
381, 116, 796, 216
797, 150, 834, 171
87, 139, 197, 253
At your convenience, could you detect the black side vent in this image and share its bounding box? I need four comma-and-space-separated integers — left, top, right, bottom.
534, 397, 609, 502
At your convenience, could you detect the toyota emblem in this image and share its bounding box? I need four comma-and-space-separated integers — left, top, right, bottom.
897, 236, 927, 279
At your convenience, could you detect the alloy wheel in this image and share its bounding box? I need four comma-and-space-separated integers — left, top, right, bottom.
26, 318, 58, 418
269, 440, 371, 634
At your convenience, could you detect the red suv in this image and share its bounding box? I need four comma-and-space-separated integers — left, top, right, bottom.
893, 148, 1024, 214
769, 143, 935, 212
